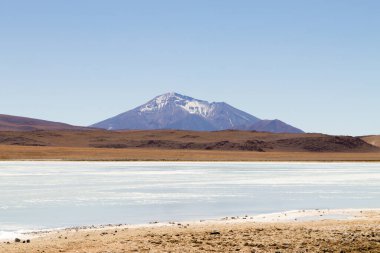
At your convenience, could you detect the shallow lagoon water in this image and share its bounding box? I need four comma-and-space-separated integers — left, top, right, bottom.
1, 162, 379, 237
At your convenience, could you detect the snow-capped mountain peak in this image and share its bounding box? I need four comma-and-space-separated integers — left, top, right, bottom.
91, 92, 303, 133
139, 92, 213, 118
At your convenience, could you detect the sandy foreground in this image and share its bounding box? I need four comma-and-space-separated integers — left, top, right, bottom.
1, 209, 380, 253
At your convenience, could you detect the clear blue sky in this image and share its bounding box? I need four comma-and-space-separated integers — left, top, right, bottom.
0, 0, 379, 135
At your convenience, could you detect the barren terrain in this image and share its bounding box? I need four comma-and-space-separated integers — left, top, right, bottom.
2, 209, 380, 253
0, 130, 379, 161
362, 135, 380, 148
0, 114, 86, 131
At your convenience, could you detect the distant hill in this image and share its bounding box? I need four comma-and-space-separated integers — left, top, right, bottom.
361, 135, 380, 148
91, 92, 303, 133
241, 119, 304, 133
0, 114, 87, 131
0, 129, 377, 153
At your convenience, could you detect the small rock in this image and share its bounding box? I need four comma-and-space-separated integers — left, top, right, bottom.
14, 238, 21, 243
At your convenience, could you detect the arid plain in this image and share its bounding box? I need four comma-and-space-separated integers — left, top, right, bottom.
2, 209, 380, 253
0, 129, 379, 161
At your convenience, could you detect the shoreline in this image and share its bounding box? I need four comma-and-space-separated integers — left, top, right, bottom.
2, 209, 380, 248
1, 160, 380, 163
21, 208, 380, 235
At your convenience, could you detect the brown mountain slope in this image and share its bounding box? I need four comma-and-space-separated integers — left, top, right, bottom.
0, 129, 378, 153
361, 135, 380, 148
0, 114, 87, 131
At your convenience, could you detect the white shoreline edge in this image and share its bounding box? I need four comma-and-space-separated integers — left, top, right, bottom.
2, 208, 379, 241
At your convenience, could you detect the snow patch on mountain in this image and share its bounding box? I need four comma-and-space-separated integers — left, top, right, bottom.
179, 101, 213, 117
139, 92, 214, 118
